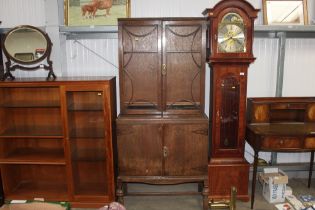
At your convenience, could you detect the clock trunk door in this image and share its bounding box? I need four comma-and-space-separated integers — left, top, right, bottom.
162, 20, 206, 116
212, 64, 248, 158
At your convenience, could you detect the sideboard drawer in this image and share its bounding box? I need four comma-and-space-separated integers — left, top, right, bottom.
270, 103, 306, 110
305, 137, 315, 149
262, 137, 301, 149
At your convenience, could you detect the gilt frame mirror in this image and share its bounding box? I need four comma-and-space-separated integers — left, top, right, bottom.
1, 25, 56, 80
263, 0, 308, 25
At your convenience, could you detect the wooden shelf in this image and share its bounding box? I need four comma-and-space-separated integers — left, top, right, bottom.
1, 101, 60, 108
69, 128, 104, 138
74, 182, 108, 196
72, 160, 108, 196
67, 107, 103, 111
67, 91, 104, 111
70, 138, 106, 161
1, 164, 68, 201
5, 181, 68, 201
0, 148, 65, 165
0, 126, 63, 138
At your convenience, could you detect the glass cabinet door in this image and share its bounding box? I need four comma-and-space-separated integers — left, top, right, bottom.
120, 22, 162, 115
119, 19, 206, 116
163, 21, 205, 115
66, 90, 108, 198
219, 77, 240, 149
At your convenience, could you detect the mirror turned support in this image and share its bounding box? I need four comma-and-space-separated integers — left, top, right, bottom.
1, 25, 56, 81
3, 58, 55, 81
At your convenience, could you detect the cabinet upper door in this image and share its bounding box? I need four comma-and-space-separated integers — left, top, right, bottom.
119, 20, 162, 115
163, 20, 206, 115
119, 18, 206, 116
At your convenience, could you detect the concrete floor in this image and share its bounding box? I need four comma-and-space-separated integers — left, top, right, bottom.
75, 178, 315, 210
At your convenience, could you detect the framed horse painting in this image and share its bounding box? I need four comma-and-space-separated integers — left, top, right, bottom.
65, 0, 130, 26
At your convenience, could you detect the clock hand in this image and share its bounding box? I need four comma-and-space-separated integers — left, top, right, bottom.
234, 38, 244, 48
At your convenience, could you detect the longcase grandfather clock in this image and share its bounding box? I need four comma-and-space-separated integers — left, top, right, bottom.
203, 0, 259, 200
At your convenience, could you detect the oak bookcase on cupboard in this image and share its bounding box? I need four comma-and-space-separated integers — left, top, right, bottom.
116, 18, 209, 210
0, 77, 116, 208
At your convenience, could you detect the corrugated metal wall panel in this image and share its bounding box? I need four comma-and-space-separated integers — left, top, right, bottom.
131, 0, 264, 24
131, 0, 211, 17
65, 38, 121, 113
248, 38, 279, 97
0, 0, 45, 27
65, 39, 119, 77
283, 38, 315, 96
245, 38, 279, 164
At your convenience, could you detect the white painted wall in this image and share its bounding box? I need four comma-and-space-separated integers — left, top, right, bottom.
1, 0, 315, 165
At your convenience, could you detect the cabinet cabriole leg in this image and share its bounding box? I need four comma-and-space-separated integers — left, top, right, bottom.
116, 178, 124, 204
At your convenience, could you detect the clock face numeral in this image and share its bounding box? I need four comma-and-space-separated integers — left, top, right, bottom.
218, 13, 246, 53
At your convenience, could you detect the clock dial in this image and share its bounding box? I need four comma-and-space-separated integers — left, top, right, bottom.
218, 13, 246, 53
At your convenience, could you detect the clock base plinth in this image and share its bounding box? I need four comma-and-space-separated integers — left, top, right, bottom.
208, 159, 249, 202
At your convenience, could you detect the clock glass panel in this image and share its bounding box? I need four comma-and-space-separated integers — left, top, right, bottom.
218, 13, 246, 53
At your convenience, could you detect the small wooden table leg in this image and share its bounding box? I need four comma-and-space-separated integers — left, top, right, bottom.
251, 151, 258, 209
308, 151, 314, 188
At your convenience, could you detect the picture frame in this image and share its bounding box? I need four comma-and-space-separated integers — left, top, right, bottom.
64, 0, 130, 26
262, 0, 308, 25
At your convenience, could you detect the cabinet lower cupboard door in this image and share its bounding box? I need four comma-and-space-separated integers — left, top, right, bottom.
117, 123, 163, 176
117, 119, 208, 176
163, 123, 208, 176
64, 86, 115, 205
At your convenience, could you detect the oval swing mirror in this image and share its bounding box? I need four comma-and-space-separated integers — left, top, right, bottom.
2, 25, 56, 80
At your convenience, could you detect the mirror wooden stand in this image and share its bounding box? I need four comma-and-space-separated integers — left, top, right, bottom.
1, 25, 56, 81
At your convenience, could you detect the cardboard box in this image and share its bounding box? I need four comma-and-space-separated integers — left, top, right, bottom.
259, 168, 288, 203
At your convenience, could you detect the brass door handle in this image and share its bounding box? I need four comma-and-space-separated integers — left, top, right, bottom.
163, 146, 169, 157
162, 64, 167, 76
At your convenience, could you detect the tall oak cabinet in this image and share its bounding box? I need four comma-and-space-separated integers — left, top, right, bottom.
116, 18, 209, 210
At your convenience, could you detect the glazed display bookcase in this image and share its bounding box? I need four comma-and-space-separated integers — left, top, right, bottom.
0, 77, 116, 208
